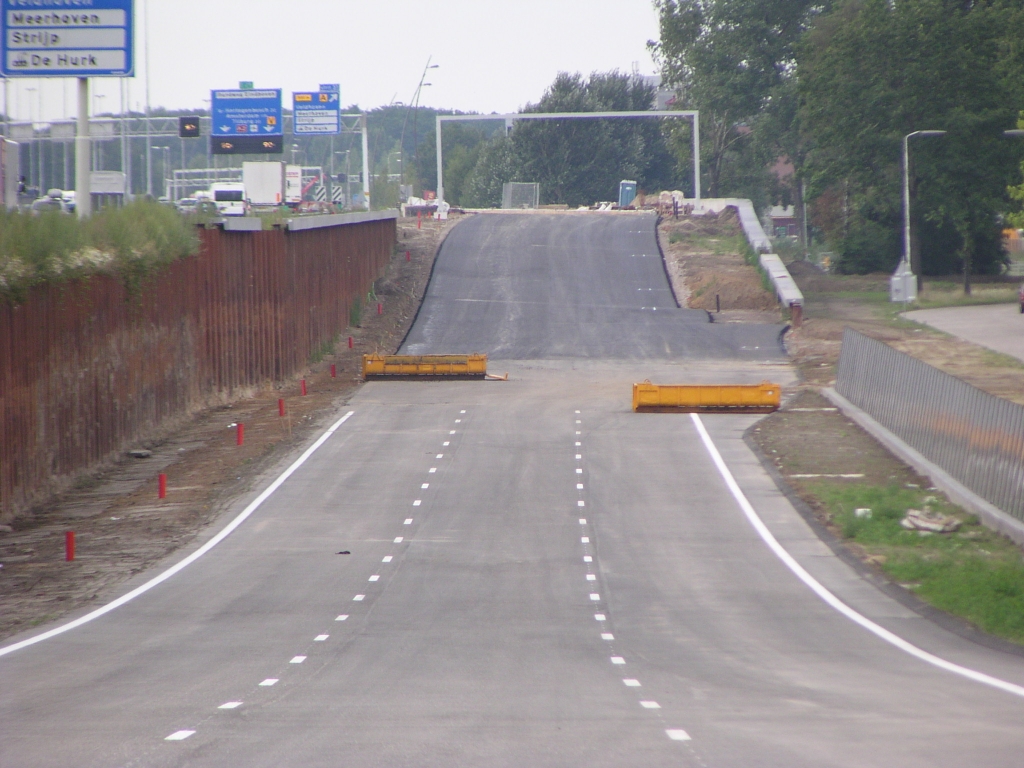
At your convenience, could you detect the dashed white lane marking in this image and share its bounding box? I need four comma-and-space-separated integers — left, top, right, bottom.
575, 410, 581, 414
450, 430, 456, 435
666, 729, 691, 741
404, 518, 413, 525
576, 468, 583, 474
611, 656, 625, 665
382, 556, 393, 563
436, 454, 444, 459
583, 556, 593, 563
259, 678, 278, 686
601, 633, 614, 640
575, 441, 581, 446
576, 431, 581, 435
577, 483, 584, 490
575, 420, 581, 424
421, 483, 429, 489
578, 500, 585, 507
595, 614, 606, 621
443, 441, 450, 446
429, 467, 437, 473
455, 419, 461, 423
335, 615, 349, 621
581, 537, 590, 544
623, 679, 641, 687
590, 593, 600, 601
575, 454, 582, 460
290, 656, 306, 664
368, 575, 380, 582
165, 730, 195, 741
314, 634, 329, 641
0, 411, 357, 658
353, 595, 365, 601
579, 518, 587, 524
218, 701, 243, 709
586, 574, 596, 581
413, 500, 422, 506
460, 410, 466, 414
691, 412, 1024, 700
640, 701, 661, 709
394, 537, 403, 543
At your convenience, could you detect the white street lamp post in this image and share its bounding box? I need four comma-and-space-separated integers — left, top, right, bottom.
897, 130, 946, 301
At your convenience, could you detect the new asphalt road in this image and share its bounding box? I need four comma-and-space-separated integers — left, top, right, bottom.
3, 213, 1024, 767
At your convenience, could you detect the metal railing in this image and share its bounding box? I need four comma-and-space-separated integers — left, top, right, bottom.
836, 328, 1024, 520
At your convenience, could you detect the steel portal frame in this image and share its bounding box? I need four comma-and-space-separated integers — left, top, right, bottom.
435, 110, 700, 209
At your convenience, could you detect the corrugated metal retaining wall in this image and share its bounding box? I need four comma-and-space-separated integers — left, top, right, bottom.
836, 328, 1024, 521
0, 213, 395, 521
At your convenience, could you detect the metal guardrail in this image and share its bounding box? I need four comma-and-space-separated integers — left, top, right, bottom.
836, 328, 1024, 521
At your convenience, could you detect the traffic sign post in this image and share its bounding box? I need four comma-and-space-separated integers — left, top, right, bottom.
211, 88, 283, 155
293, 86, 340, 135
1, 0, 134, 77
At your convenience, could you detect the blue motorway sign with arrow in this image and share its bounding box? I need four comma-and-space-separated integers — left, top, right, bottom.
293, 86, 340, 135
211, 88, 282, 137
1, 0, 134, 77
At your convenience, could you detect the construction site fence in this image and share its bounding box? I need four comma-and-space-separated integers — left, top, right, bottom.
836, 328, 1024, 521
0, 213, 396, 522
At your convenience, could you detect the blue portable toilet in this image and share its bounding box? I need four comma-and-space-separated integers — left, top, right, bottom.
618, 180, 638, 208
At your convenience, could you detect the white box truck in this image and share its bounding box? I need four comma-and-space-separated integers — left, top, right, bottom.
242, 161, 285, 207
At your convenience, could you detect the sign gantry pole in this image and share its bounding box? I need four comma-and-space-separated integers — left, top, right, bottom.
76, 78, 90, 218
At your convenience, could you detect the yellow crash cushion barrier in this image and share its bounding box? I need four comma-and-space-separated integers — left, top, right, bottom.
632, 380, 781, 413
362, 354, 488, 379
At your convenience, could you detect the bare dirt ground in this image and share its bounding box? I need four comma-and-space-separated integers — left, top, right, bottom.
0, 213, 462, 642
657, 207, 781, 323
785, 264, 1024, 403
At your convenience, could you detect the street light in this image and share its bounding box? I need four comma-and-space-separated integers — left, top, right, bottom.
898, 130, 946, 299
400, 57, 438, 186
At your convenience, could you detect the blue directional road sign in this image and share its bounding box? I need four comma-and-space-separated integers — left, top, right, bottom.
293, 86, 340, 135
1, 0, 134, 77
211, 88, 282, 137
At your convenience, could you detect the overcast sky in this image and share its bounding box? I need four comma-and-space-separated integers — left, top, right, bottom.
6, 0, 663, 123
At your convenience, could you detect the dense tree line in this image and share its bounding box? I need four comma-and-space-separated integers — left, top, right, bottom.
651, 0, 1024, 277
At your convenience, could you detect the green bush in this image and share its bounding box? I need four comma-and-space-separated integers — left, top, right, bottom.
0, 200, 198, 302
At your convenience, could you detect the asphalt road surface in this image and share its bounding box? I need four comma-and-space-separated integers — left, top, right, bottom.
905, 302, 1024, 364
3, 213, 1024, 767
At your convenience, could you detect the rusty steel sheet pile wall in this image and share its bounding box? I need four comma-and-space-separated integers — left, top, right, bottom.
0, 216, 394, 521
836, 328, 1024, 521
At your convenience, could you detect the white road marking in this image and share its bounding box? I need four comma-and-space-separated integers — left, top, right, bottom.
460, 410, 466, 414
450, 430, 456, 435
443, 441, 450, 446
218, 701, 243, 709
165, 730, 195, 741
577, 483, 583, 490
413, 500, 422, 506
666, 730, 691, 741
576, 431, 581, 435
587, 574, 596, 581
314, 634, 329, 641
578, 500, 585, 507
640, 701, 661, 709
404, 518, 413, 525
575, 441, 581, 446
579, 518, 587, 524
623, 679, 641, 687
429, 468, 437, 473
394, 537, 403, 543
595, 613, 606, 621
421, 483, 429, 489
436, 454, 444, 459
290, 656, 306, 664
576, 454, 582, 460
353, 595, 365, 601
590, 593, 600, 601
576, 420, 581, 424
581, 537, 590, 543
382, 556, 393, 563
368, 575, 380, 582
576, 468, 582, 474
691, 412, 1024, 700
575, 410, 581, 414
335, 615, 349, 622
455, 419, 461, 423
259, 679, 279, 686
0, 411, 357, 658
611, 656, 625, 664
601, 633, 614, 640
583, 556, 593, 563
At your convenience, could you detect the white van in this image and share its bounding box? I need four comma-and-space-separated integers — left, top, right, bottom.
210, 182, 248, 217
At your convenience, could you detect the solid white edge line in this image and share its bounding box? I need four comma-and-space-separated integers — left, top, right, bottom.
0, 411, 357, 659
690, 413, 1024, 699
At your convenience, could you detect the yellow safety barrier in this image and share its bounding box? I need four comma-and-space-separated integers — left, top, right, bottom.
362, 354, 488, 379
632, 380, 780, 413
